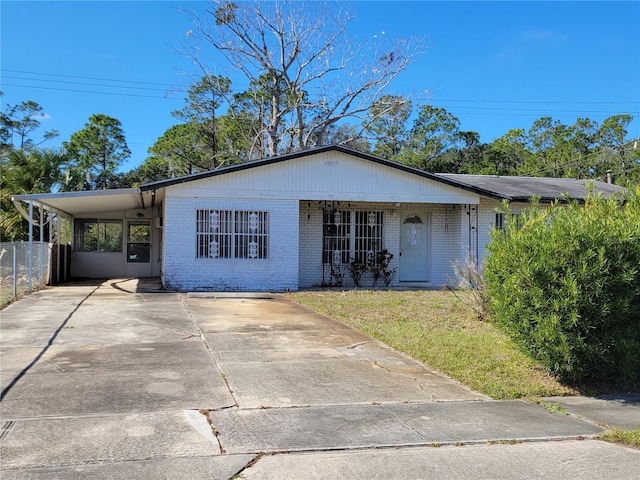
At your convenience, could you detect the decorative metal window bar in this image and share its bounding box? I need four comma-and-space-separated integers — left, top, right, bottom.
322, 209, 351, 265
196, 210, 267, 259
322, 210, 383, 264
355, 211, 383, 263
234, 211, 269, 259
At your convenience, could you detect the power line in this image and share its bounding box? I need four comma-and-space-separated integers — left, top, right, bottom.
430, 99, 640, 105
3, 68, 638, 113
1, 83, 183, 100
1, 68, 181, 88
3, 75, 175, 93
5, 81, 635, 117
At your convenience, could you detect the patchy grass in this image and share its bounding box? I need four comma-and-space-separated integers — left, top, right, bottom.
601, 428, 640, 449
287, 289, 576, 400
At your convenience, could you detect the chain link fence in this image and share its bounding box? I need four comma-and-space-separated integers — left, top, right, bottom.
0, 242, 51, 307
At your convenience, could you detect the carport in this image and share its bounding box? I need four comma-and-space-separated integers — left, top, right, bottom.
11, 188, 162, 288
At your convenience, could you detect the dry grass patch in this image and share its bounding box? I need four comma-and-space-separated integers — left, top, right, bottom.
601, 428, 640, 448
287, 289, 576, 399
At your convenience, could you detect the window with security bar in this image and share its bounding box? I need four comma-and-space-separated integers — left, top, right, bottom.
355, 211, 383, 263
322, 209, 351, 264
322, 210, 383, 264
196, 210, 268, 259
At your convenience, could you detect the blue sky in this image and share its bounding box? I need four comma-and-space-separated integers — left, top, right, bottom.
2, 1, 639, 173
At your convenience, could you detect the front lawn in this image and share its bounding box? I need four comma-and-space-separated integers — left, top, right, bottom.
287, 289, 576, 399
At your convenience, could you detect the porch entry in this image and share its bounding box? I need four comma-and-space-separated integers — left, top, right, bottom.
399, 213, 429, 282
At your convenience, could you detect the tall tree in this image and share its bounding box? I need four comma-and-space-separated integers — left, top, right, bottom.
435, 130, 487, 174
595, 114, 638, 183
183, 0, 421, 156
64, 114, 131, 190
366, 95, 412, 159
172, 75, 232, 169
398, 105, 461, 171
148, 123, 212, 176
0, 99, 58, 153
526, 117, 598, 178
0, 148, 70, 241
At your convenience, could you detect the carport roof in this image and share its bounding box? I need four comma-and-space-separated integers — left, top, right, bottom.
11, 188, 149, 216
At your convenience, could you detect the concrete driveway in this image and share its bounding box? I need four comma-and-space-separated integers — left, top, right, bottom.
1, 279, 639, 479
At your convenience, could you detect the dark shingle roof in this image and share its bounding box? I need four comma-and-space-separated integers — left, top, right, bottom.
435, 174, 626, 203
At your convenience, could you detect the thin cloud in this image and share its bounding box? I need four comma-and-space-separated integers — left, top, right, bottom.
523, 29, 568, 44
494, 28, 568, 61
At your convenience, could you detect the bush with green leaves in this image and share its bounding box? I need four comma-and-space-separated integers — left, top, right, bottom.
485, 186, 640, 389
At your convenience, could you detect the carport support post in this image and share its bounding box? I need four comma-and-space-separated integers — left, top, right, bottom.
39, 205, 44, 286
28, 201, 33, 293
56, 213, 60, 285
12, 244, 17, 298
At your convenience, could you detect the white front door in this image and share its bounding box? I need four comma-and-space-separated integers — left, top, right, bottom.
399, 213, 429, 282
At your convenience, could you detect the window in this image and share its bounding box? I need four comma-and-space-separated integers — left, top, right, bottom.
127, 221, 151, 262
196, 210, 268, 259
322, 210, 351, 264
354, 211, 383, 263
74, 219, 123, 252
495, 212, 521, 232
403, 214, 423, 224
322, 209, 383, 264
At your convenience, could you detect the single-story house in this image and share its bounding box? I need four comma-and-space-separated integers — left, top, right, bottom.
12, 145, 625, 291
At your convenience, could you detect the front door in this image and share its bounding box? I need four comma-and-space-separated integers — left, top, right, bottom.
124, 220, 152, 277
399, 213, 429, 282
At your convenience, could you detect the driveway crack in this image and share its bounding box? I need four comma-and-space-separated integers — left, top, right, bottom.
198, 409, 226, 455
179, 295, 239, 408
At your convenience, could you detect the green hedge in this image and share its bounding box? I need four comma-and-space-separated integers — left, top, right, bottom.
485, 186, 640, 389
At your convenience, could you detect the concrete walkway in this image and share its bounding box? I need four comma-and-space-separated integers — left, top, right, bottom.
1, 279, 639, 479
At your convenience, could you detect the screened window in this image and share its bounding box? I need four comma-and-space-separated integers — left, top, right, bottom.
322, 210, 383, 264
196, 210, 268, 259
74, 219, 123, 252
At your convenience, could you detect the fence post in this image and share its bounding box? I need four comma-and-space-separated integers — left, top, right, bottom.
13, 244, 17, 299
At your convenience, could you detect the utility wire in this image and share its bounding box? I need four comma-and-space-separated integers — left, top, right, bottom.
3, 68, 638, 115
3, 75, 176, 93
1, 68, 180, 88
1, 83, 182, 100
5, 81, 634, 116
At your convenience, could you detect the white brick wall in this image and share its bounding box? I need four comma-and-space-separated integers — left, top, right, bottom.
162, 196, 299, 291
429, 204, 464, 286
476, 199, 528, 266
298, 201, 470, 288
160, 195, 503, 291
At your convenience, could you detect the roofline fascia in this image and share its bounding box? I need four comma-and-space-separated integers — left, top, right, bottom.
11, 188, 141, 202
11, 197, 75, 218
